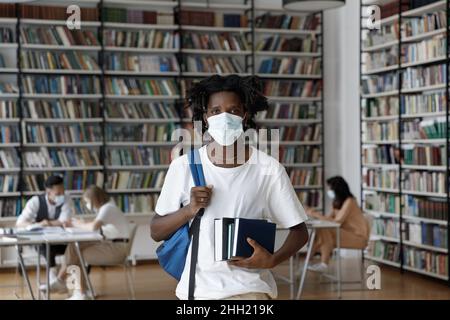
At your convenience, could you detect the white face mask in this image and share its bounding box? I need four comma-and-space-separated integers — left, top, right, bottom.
207, 112, 244, 146
54, 195, 65, 206
327, 190, 336, 200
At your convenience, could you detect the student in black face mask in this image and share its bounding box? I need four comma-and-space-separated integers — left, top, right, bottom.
16, 175, 74, 293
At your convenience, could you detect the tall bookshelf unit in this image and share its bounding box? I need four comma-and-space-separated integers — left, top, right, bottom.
0, 0, 324, 229
360, 0, 450, 283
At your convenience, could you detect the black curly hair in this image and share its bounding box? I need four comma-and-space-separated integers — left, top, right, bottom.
185, 74, 269, 133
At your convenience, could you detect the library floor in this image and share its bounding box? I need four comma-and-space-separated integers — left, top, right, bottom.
0, 256, 449, 300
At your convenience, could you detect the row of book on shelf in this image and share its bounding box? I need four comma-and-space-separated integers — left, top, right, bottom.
368, 240, 448, 276
372, 217, 447, 248
364, 168, 447, 194
362, 64, 446, 95
1, 77, 322, 98
363, 144, 445, 166
9, 25, 321, 54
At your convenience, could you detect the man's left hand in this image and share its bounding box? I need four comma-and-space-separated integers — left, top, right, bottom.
227, 238, 275, 269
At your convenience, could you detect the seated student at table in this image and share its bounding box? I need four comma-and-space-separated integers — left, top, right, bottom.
305, 176, 370, 273
16, 175, 74, 290
55, 185, 130, 300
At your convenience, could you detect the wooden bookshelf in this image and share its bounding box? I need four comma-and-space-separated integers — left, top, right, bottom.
360, 0, 450, 283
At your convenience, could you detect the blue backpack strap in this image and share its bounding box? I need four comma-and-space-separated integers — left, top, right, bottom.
193, 148, 206, 187
188, 148, 200, 186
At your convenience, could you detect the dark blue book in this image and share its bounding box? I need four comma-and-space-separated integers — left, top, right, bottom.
232, 218, 276, 258
214, 218, 276, 261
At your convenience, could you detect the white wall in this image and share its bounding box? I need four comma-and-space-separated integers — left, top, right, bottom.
324, 1, 361, 205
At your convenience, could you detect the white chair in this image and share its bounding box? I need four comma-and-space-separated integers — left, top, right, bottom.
87, 223, 138, 299
320, 213, 373, 290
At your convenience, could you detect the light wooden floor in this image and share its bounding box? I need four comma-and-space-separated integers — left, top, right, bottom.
0, 256, 449, 300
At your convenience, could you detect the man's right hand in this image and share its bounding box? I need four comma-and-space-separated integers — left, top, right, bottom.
187, 185, 213, 218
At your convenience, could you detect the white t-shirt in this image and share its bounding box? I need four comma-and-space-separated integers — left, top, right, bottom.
16, 194, 73, 226
155, 146, 308, 300
95, 202, 130, 240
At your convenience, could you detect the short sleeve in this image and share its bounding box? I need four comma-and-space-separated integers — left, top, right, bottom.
95, 205, 108, 223
155, 156, 190, 216
58, 195, 74, 222
16, 196, 39, 225
265, 166, 308, 228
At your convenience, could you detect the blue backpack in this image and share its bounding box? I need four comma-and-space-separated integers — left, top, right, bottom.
156, 148, 205, 281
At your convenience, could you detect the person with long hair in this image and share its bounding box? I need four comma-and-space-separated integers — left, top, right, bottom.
306, 176, 370, 272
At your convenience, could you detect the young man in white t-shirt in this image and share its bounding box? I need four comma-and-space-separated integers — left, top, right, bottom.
151, 75, 309, 300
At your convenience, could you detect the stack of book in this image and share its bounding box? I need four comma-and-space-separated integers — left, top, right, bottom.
106, 124, 177, 142
106, 171, 166, 190
402, 10, 446, 38
401, 117, 447, 140
0, 82, 19, 94
379, 0, 408, 19
362, 145, 398, 164
361, 72, 399, 95
0, 199, 20, 217
20, 26, 99, 46
179, 11, 248, 27
22, 75, 101, 94
263, 80, 322, 97
256, 103, 320, 120
402, 170, 446, 194
277, 124, 321, 141
255, 13, 319, 30
0, 149, 20, 169
102, 8, 173, 25
402, 144, 445, 166
105, 53, 179, 72
363, 168, 398, 189
403, 195, 448, 221
183, 33, 249, 51
259, 58, 321, 75
280, 146, 320, 164
362, 121, 398, 141
288, 168, 322, 186
403, 247, 448, 276
368, 240, 401, 263
106, 102, 178, 119
0, 4, 15, 17
24, 171, 103, 191
107, 147, 171, 166
185, 56, 244, 74
0, 27, 14, 43
24, 100, 101, 119
20, 51, 100, 71
23, 148, 100, 168
363, 97, 399, 118
296, 190, 322, 208
0, 175, 19, 193
372, 217, 400, 238
402, 35, 446, 64
25, 124, 102, 143
401, 92, 445, 115
402, 64, 446, 90
20, 5, 98, 21
364, 192, 400, 214
256, 36, 318, 53
103, 29, 179, 49
113, 194, 159, 214
0, 126, 20, 143
104, 78, 178, 96
363, 47, 398, 71
0, 101, 17, 118
405, 221, 447, 248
